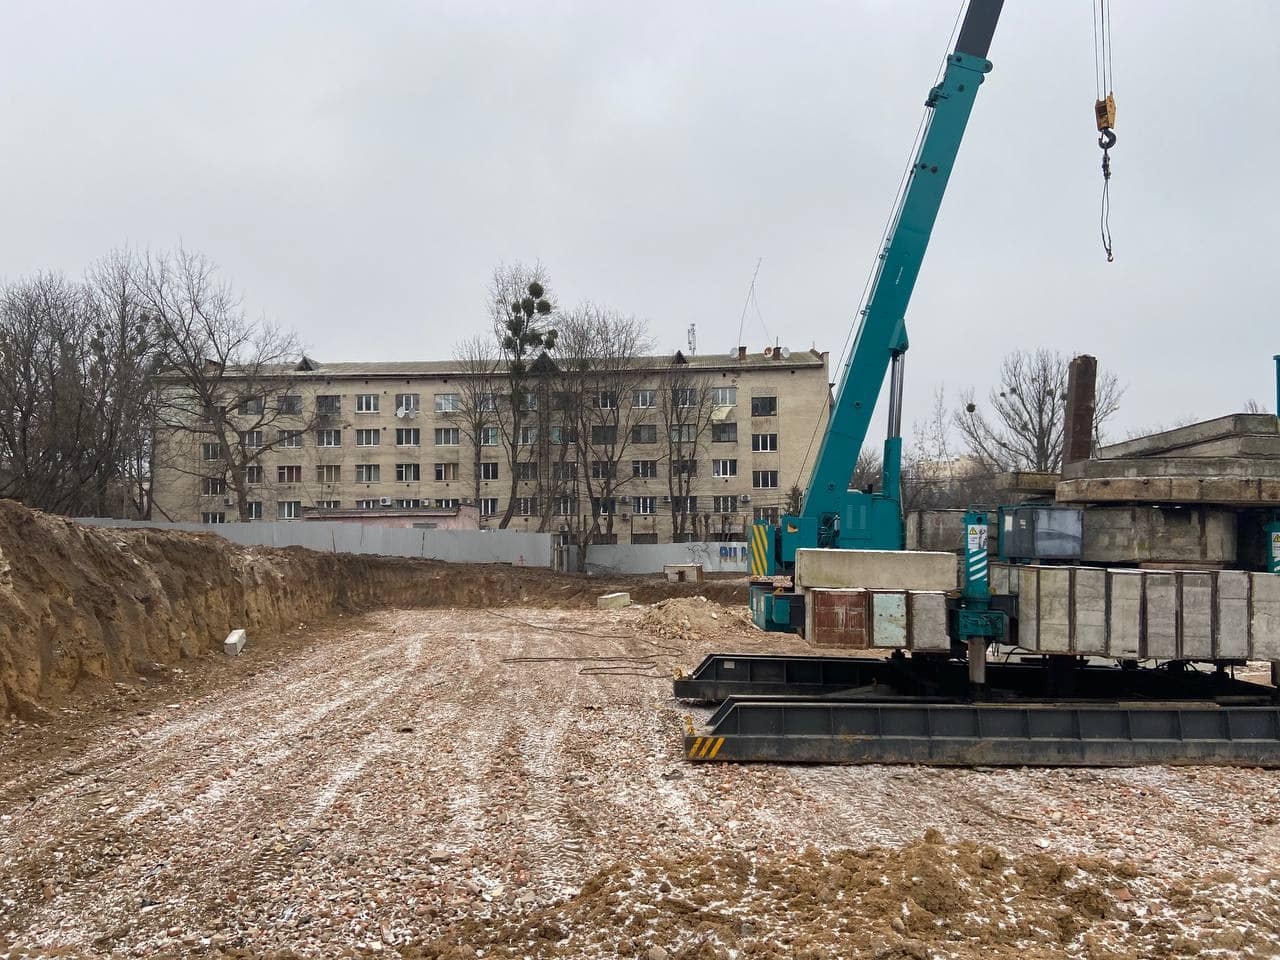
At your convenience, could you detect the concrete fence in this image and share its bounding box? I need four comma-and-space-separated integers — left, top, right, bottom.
580, 541, 753, 576
75, 518, 554, 567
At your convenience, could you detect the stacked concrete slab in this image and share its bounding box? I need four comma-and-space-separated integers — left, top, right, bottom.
996, 562, 1280, 660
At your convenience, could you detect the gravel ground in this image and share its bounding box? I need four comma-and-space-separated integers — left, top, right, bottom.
3, 604, 1280, 959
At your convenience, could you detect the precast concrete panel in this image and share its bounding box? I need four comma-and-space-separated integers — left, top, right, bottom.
908, 592, 951, 651
1072, 567, 1108, 655
1180, 572, 1214, 660
794, 549, 957, 592
1251, 572, 1280, 661
1037, 567, 1073, 654
1143, 573, 1179, 660
1215, 570, 1250, 659
1108, 571, 1143, 659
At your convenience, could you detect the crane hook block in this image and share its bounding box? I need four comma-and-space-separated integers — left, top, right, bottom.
1094, 93, 1117, 133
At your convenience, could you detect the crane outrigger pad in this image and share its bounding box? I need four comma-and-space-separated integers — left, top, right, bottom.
684, 698, 1280, 767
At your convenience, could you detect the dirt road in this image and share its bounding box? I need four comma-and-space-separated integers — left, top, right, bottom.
4, 603, 1280, 959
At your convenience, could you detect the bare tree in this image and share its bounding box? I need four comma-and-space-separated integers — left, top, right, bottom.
1244, 398, 1271, 415
489, 263, 557, 528
555, 304, 653, 570
954, 349, 1122, 473
453, 335, 501, 515
140, 248, 313, 521
658, 357, 716, 541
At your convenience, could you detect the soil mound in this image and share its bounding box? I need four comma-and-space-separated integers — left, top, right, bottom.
638, 596, 753, 643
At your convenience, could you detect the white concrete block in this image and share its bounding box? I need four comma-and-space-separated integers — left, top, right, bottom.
908, 591, 950, 651
1216, 570, 1250, 659
597, 591, 631, 609
1180, 572, 1214, 660
794, 549, 957, 592
1250, 573, 1280, 661
1144, 573, 1178, 660
1072, 567, 1108, 656
1019, 569, 1039, 651
870, 591, 907, 649
223, 628, 247, 656
1036, 568, 1072, 653
1107, 571, 1142, 659
663, 564, 704, 583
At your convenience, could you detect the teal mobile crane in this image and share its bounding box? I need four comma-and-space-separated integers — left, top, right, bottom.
676, 1, 1280, 767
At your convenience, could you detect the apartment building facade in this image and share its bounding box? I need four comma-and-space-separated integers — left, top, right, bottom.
152, 348, 831, 543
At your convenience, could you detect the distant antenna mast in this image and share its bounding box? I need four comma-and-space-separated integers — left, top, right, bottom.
687, 323, 697, 356
735, 258, 763, 349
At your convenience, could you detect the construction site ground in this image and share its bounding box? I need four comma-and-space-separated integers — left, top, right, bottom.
4, 593, 1280, 959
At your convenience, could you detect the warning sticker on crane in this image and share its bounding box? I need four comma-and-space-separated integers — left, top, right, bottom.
967, 524, 988, 553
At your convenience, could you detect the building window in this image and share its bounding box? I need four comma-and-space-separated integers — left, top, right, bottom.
672, 458, 697, 476
480, 426, 500, 446
632, 424, 658, 444
633, 459, 657, 478
712, 422, 738, 443
751, 396, 777, 417
317, 464, 342, 483
670, 424, 695, 443
356, 429, 380, 447
397, 463, 422, 482
278, 430, 302, 448
397, 498, 422, 509
246, 501, 262, 520
518, 426, 537, 446
434, 427, 460, 445
315, 500, 341, 510
396, 428, 421, 446
245, 464, 263, 485
675, 496, 698, 514
553, 496, 577, 517
516, 461, 537, 480
237, 397, 264, 416
316, 429, 342, 447
592, 497, 616, 516
519, 392, 537, 411
754, 506, 781, 524
635, 496, 657, 515
631, 532, 658, 544
278, 394, 302, 414
516, 496, 538, 516
395, 393, 420, 414
552, 462, 578, 481
201, 476, 225, 495
200, 512, 226, 524
480, 497, 499, 516
434, 462, 459, 481
201, 442, 223, 461
434, 393, 460, 413
479, 394, 498, 412
356, 499, 378, 510
591, 460, 615, 479
590, 425, 617, 445
711, 386, 737, 406
672, 387, 698, 408
356, 463, 380, 483
240, 430, 263, 448
752, 470, 779, 488
714, 495, 738, 514
550, 425, 578, 445
480, 461, 499, 480
277, 465, 302, 484
633, 389, 656, 409
752, 433, 779, 452
277, 501, 302, 520
712, 459, 737, 477
356, 394, 379, 413
597, 391, 617, 409
316, 395, 341, 416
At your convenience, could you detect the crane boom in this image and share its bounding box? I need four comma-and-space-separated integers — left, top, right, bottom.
785, 0, 1003, 560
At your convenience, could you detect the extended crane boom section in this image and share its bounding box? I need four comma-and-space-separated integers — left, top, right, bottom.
762, 1, 1003, 572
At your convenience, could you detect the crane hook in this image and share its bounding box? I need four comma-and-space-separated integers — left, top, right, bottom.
1098, 128, 1117, 151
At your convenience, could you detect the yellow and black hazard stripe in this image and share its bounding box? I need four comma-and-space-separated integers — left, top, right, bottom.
749, 525, 770, 577
686, 736, 726, 760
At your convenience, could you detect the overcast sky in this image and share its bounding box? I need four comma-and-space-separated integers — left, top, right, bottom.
3, 1, 1277, 441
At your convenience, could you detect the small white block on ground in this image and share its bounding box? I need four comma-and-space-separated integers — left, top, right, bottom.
597, 592, 631, 610
794, 549, 957, 592
663, 564, 704, 584
224, 628, 247, 656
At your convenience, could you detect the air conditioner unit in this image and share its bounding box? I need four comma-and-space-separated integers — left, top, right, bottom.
223, 498, 234, 507
380, 497, 393, 506
740, 494, 751, 503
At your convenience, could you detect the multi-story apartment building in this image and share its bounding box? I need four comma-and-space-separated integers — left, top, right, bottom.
152, 347, 831, 543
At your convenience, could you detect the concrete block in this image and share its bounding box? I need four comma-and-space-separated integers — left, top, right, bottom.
805, 588, 870, 648
597, 592, 631, 609
1036, 568, 1072, 654
224, 628, 247, 656
1251, 573, 1280, 661
908, 592, 950, 652
1108, 571, 1142, 659
1019, 570, 1039, 651
1215, 570, 1250, 659
1081, 505, 1237, 566
989, 562, 1017, 596
904, 510, 966, 552
663, 563, 704, 584
794, 549, 957, 592
1143, 573, 1178, 659
1180, 572, 1214, 660
870, 591, 907, 649
1072, 567, 1108, 656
